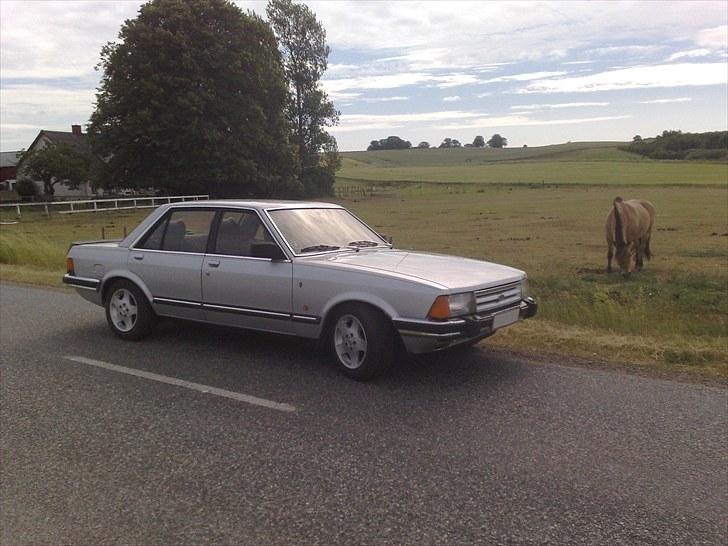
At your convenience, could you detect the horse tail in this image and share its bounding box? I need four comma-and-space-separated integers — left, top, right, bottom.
613, 197, 625, 247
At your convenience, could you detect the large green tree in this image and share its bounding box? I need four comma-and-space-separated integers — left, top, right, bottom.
20, 144, 92, 198
487, 134, 508, 148
89, 0, 298, 198
267, 0, 340, 196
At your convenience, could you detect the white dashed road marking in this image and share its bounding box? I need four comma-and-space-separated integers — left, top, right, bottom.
63, 355, 297, 413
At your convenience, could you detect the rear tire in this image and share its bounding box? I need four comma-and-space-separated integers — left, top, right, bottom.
328, 304, 394, 381
104, 280, 156, 341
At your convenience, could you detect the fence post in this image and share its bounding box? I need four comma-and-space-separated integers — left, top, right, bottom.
44, 203, 49, 216
93, 201, 98, 212
70, 202, 74, 212
133, 199, 137, 208
101, 226, 105, 239
114, 200, 119, 210
16, 204, 21, 218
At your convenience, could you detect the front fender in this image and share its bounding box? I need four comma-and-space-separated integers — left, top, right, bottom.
320, 291, 400, 322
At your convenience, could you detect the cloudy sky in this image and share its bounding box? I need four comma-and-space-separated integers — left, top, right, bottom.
1, 1, 726, 151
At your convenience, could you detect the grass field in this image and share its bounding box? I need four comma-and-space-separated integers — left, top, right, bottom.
1, 142, 726, 380
340, 142, 728, 186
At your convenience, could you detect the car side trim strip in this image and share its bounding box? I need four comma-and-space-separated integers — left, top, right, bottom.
153, 297, 203, 308
151, 296, 321, 323
203, 303, 290, 320
291, 314, 321, 324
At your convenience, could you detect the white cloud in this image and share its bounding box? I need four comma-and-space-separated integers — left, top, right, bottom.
331, 110, 479, 132
323, 71, 480, 94
520, 63, 727, 93
511, 102, 609, 110
666, 49, 713, 62
696, 25, 728, 50
475, 92, 494, 98
562, 60, 593, 65
309, 1, 726, 70
360, 96, 409, 103
443, 96, 461, 102
482, 71, 567, 83
639, 97, 693, 104
437, 114, 631, 130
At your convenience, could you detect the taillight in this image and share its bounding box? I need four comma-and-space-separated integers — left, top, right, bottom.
66, 257, 75, 275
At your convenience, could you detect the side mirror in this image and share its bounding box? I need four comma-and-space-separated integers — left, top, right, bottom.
250, 241, 287, 261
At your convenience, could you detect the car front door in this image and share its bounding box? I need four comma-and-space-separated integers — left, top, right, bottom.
201, 209, 293, 334
129, 208, 216, 321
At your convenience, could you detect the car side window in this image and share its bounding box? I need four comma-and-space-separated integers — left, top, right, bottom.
137, 216, 168, 250
214, 210, 274, 257
160, 210, 216, 253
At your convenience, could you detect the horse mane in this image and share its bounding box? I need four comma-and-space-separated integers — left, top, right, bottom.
613, 197, 625, 247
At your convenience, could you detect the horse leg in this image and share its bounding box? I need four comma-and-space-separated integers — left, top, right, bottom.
635, 239, 644, 271
644, 234, 652, 260
607, 242, 614, 273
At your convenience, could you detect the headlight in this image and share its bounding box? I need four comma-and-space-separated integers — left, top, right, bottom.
521, 276, 529, 298
427, 292, 476, 319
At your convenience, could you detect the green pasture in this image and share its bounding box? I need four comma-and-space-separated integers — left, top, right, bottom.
340, 142, 728, 186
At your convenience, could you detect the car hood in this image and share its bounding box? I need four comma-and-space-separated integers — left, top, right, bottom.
304, 249, 524, 291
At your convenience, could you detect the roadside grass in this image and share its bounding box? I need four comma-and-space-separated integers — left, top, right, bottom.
0, 210, 147, 286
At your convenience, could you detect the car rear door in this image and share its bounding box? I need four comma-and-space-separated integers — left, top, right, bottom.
129, 208, 216, 321
201, 209, 293, 334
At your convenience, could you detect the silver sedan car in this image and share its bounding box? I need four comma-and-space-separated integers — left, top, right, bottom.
64, 200, 537, 379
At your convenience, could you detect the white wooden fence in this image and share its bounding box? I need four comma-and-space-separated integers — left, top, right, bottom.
0, 194, 209, 219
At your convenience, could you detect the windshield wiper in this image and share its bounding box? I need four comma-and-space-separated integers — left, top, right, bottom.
300, 244, 341, 253
347, 240, 380, 248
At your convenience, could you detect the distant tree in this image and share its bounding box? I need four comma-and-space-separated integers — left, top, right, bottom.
472, 135, 485, 148
89, 0, 297, 198
20, 143, 92, 198
452, 139, 462, 148
487, 134, 508, 148
522, 144, 528, 148
633, 135, 642, 142
267, 0, 340, 196
417, 141, 430, 149
367, 136, 411, 150
621, 129, 727, 160
439, 138, 453, 148
464, 143, 473, 148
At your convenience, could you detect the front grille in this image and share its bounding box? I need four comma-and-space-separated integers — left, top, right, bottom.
475, 281, 521, 314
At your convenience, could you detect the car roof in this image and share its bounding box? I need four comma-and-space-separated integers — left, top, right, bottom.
162, 199, 342, 211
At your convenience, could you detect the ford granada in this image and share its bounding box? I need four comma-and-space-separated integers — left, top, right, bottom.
64, 200, 537, 380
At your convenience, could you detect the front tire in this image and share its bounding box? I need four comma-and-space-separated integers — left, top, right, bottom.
105, 280, 156, 340
328, 304, 394, 381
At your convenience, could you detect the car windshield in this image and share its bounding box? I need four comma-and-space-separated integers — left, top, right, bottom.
268, 208, 385, 254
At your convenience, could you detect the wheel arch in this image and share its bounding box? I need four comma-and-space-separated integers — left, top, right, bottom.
319, 293, 398, 341
100, 271, 154, 305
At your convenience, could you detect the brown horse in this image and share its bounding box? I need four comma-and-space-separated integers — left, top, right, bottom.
606, 197, 655, 275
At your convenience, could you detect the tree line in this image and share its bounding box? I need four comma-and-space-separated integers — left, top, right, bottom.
622, 130, 728, 161
21, 0, 339, 199
368, 134, 507, 151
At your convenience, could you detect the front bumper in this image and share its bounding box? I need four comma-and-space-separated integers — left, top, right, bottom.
393, 297, 538, 354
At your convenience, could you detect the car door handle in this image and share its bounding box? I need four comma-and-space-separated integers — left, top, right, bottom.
207, 260, 220, 268
132, 254, 144, 261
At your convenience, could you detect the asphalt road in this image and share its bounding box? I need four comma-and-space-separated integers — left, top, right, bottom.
1, 283, 726, 545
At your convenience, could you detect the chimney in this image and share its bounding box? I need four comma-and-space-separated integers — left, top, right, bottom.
71, 124, 82, 136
